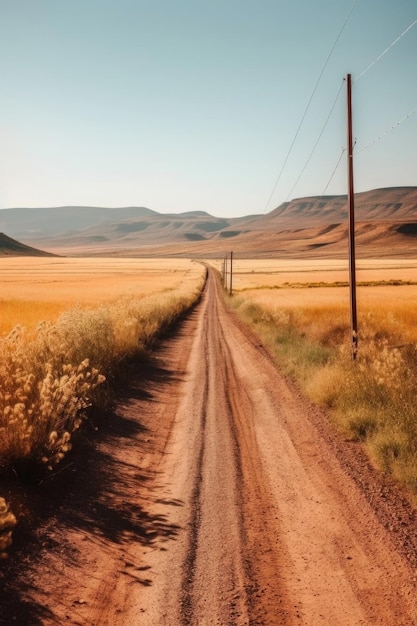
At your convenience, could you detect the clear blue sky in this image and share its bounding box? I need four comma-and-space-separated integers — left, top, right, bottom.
0, 0, 416, 216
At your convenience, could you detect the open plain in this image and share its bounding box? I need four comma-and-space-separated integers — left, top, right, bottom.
217, 257, 417, 287
0, 257, 202, 334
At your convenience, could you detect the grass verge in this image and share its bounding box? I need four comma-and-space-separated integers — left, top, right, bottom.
229, 291, 417, 501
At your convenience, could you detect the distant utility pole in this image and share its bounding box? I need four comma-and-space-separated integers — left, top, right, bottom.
229, 251, 233, 296
222, 252, 233, 294
224, 254, 228, 289
347, 73, 358, 360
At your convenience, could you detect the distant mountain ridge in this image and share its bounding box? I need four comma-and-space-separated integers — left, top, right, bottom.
263, 187, 417, 227
1, 186, 417, 257
0, 206, 157, 238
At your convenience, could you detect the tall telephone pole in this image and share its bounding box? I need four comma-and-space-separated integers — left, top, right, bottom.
347, 73, 358, 359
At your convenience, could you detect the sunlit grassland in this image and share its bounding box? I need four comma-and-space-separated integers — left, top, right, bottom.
0, 258, 205, 478
212, 257, 417, 289
0, 257, 203, 334
224, 258, 417, 500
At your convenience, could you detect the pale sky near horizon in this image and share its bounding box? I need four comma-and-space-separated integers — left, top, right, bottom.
0, 0, 416, 217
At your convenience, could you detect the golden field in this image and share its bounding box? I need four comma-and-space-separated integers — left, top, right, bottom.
218, 258, 417, 344
0, 257, 203, 335
215, 257, 417, 288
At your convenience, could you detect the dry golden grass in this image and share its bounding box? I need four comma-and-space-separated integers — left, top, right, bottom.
0, 258, 203, 334
0, 258, 206, 475
234, 285, 417, 346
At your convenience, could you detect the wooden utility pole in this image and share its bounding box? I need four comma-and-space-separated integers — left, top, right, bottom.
224, 254, 228, 289
229, 251, 233, 296
347, 73, 358, 359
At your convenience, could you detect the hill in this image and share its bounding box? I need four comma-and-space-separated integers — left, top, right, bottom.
0, 206, 157, 239
0, 232, 56, 257
2, 187, 417, 257
258, 186, 417, 228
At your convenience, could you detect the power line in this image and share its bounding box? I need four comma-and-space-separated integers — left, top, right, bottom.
356, 105, 417, 153
321, 147, 346, 195
354, 17, 417, 82
263, 0, 359, 213
286, 80, 345, 201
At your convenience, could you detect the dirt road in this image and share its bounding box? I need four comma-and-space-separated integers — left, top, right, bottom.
2, 267, 417, 625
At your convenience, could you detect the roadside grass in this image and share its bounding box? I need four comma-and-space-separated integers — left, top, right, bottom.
0, 265, 206, 474
229, 286, 417, 500
0, 257, 205, 555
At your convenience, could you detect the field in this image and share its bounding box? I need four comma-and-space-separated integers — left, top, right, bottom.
221, 258, 417, 498
216, 256, 417, 285
213, 257, 417, 342
0, 257, 204, 335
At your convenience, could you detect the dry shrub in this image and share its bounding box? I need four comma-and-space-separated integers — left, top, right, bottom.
305, 362, 346, 408
335, 327, 417, 491
0, 325, 105, 469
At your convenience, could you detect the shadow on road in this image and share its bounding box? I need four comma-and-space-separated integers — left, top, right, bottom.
0, 343, 187, 625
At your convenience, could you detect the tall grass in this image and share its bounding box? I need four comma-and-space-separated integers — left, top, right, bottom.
0, 274, 205, 474
230, 289, 417, 499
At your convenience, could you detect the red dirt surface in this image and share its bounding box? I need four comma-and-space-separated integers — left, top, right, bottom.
1, 268, 417, 625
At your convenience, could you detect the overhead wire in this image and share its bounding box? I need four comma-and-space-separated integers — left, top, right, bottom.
263, 0, 359, 213
354, 17, 417, 82
285, 79, 345, 201
356, 105, 417, 153
321, 147, 346, 195
303, 14, 417, 196
322, 104, 417, 196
